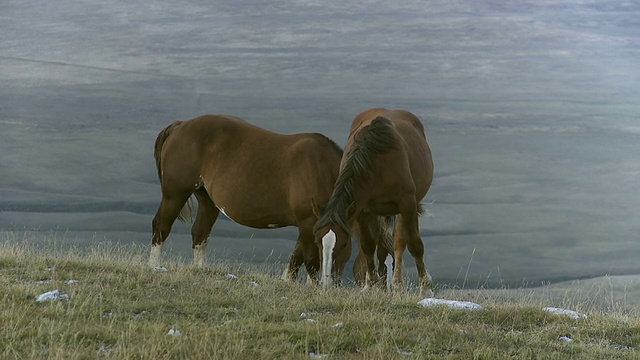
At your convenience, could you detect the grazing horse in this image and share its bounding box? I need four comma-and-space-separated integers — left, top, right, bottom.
313, 108, 434, 294
150, 114, 343, 282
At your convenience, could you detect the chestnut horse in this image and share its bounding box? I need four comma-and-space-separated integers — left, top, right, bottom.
313, 108, 434, 294
150, 114, 343, 282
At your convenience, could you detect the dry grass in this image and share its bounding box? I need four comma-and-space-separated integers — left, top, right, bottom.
1, 234, 639, 359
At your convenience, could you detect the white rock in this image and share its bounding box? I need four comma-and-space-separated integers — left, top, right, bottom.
543, 307, 587, 320
418, 298, 484, 310
167, 328, 182, 336
226, 273, 238, 279
98, 342, 111, 352
309, 352, 329, 358
36, 289, 70, 302
153, 266, 168, 272
558, 335, 573, 342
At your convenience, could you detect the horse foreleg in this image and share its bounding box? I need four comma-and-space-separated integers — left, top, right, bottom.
300, 223, 321, 284
283, 239, 304, 282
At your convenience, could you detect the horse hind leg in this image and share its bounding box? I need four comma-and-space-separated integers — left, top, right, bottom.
150, 191, 193, 267
191, 188, 220, 267
391, 219, 407, 291
404, 215, 434, 297
376, 245, 393, 290
356, 218, 378, 289
351, 223, 367, 286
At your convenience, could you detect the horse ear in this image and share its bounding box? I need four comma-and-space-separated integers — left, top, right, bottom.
310, 198, 322, 218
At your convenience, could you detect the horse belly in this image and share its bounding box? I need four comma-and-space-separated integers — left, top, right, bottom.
209, 190, 294, 229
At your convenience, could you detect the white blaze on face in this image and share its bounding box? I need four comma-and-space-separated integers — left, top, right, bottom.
321, 230, 337, 286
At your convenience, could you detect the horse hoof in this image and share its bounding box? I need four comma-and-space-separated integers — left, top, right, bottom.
420, 288, 435, 298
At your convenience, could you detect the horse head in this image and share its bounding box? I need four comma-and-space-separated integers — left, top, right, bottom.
313, 202, 356, 286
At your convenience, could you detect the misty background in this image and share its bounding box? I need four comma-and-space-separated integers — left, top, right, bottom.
1, 0, 639, 287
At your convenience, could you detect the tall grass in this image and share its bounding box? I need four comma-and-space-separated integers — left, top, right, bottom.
1, 233, 639, 359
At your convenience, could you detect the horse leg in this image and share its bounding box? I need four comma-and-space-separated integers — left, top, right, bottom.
299, 221, 322, 284
391, 218, 407, 290
356, 218, 378, 288
191, 188, 220, 267
150, 191, 192, 267
376, 244, 393, 289
282, 237, 304, 282
402, 210, 434, 296
351, 224, 367, 286
353, 251, 367, 286
302, 245, 321, 284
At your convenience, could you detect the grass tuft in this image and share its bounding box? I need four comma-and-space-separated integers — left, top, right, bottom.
1, 235, 640, 359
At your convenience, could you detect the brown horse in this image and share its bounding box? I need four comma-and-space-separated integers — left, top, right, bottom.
150, 114, 344, 282
313, 108, 434, 294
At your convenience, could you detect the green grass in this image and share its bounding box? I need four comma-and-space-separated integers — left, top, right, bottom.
1, 237, 639, 359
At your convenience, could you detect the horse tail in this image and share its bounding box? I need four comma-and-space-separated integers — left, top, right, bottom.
154, 120, 182, 181
377, 215, 396, 289
377, 201, 427, 253
354, 116, 400, 153
153, 121, 193, 222
378, 215, 396, 254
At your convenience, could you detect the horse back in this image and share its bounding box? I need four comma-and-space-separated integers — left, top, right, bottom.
156, 114, 343, 226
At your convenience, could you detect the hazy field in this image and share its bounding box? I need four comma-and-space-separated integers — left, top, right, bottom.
1, 0, 640, 287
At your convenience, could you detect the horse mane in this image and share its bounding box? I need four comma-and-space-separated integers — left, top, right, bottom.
314, 116, 400, 233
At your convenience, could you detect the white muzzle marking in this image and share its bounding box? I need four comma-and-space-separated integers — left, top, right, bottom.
321, 230, 336, 286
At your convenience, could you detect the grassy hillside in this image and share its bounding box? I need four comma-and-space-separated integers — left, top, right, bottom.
1, 236, 639, 359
